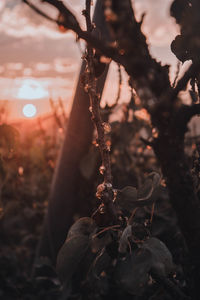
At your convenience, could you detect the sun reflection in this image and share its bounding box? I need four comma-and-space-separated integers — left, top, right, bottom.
17, 79, 49, 100
23, 104, 37, 118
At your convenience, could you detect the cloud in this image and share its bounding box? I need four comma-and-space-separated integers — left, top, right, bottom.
0, 0, 97, 39
0, 1, 5, 12
0, 0, 178, 46
0, 66, 5, 75
0, 76, 76, 102
35, 63, 51, 72
0, 0, 74, 39
53, 58, 79, 74
6, 63, 23, 71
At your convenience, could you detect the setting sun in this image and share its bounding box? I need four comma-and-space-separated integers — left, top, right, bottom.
17, 79, 49, 100
22, 104, 37, 118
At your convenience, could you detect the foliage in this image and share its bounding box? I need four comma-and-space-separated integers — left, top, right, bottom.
0, 117, 64, 299
0, 104, 192, 299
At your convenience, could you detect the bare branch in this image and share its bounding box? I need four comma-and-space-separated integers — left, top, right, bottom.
23, 0, 56, 22
23, 0, 171, 108
22, 0, 121, 62
102, 0, 171, 103
42, 0, 81, 31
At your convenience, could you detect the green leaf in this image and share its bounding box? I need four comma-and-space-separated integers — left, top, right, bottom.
141, 237, 174, 277
116, 172, 161, 213
115, 248, 152, 296
137, 172, 161, 200
91, 231, 112, 253
67, 217, 96, 238
118, 225, 132, 253
116, 186, 137, 211
115, 237, 173, 295
56, 235, 89, 283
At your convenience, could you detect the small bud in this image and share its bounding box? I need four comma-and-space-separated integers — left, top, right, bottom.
84, 84, 89, 92
99, 165, 106, 175
57, 13, 68, 33
105, 140, 111, 151
96, 183, 105, 199
119, 49, 125, 55
104, 182, 112, 189
58, 25, 68, 33
102, 122, 111, 134
100, 56, 111, 64
113, 189, 118, 202
152, 127, 158, 138
99, 205, 105, 214
104, 8, 118, 22
18, 166, 24, 176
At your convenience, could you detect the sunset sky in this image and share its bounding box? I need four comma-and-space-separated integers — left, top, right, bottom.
0, 0, 180, 120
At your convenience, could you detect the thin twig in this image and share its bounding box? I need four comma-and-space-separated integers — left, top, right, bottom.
58, 97, 67, 122
22, 0, 120, 62
49, 98, 63, 129
22, 0, 56, 22
92, 225, 120, 239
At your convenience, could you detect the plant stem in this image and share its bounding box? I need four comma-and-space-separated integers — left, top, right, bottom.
83, 0, 116, 221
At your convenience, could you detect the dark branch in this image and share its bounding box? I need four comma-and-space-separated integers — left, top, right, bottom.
181, 103, 200, 126
102, 0, 171, 102
23, 0, 56, 22
22, 0, 120, 62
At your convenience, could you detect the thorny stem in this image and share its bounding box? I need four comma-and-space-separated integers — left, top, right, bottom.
83, 0, 116, 220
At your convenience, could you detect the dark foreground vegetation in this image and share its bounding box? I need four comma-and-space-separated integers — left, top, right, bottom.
0, 102, 199, 300
0, 114, 65, 299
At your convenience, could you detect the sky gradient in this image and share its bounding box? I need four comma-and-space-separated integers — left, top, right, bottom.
0, 0, 180, 119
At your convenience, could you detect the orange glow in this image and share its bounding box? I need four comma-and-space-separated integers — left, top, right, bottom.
17, 79, 49, 100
